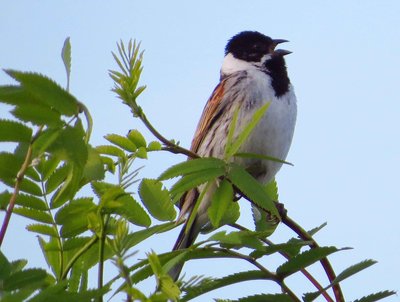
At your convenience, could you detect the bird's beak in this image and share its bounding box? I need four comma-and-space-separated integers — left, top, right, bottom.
272, 39, 291, 56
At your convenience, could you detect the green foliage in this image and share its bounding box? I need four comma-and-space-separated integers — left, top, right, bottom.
0, 37, 394, 302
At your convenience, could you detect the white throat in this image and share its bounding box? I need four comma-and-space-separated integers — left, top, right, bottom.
221, 53, 271, 76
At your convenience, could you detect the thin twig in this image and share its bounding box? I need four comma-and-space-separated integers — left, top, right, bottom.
229, 223, 334, 302
282, 216, 344, 302
212, 247, 301, 302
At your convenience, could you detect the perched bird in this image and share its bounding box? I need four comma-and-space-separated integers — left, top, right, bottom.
170, 31, 297, 280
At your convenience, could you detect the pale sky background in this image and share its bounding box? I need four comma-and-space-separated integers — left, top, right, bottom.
0, 1, 399, 301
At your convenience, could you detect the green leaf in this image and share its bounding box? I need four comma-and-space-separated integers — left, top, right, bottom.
264, 179, 278, 201
5, 70, 79, 116
0, 119, 32, 142
251, 204, 278, 234
147, 141, 162, 151
0, 251, 11, 279
125, 222, 176, 248
209, 230, 263, 250
104, 134, 137, 152
250, 241, 310, 259
276, 246, 343, 277
228, 163, 279, 218
13, 207, 53, 224
234, 152, 293, 166
45, 164, 69, 194
0, 192, 47, 210
159, 157, 226, 180
0, 85, 34, 106
334, 259, 376, 285
170, 168, 224, 197
27, 223, 58, 237
225, 102, 270, 157
208, 179, 233, 228
31, 128, 62, 158
61, 37, 71, 90
95, 145, 125, 158
136, 146, 147, 159
47, 124, 88, 168
353, 291, 396, 302
128, 129, 146, 148
181, 271, 269, 302
50, 164, 83, 208
38, 237, 61, 277
139, 178, 176, 221
83, 146, 105, 181
109, 194, 151, 227
223, 294, 292, 302
0, 152, 23, 180
307, 222, 328, 236
12, 103, 62, 126
55, 197, 96, 224
3, 268, 47, 290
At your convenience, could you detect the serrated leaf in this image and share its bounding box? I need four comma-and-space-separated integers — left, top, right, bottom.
110, 194, 151, 227
277, 246, 342, 277
181, 271, 269, 302
139, 178, 176, 221
353, 290, 396, 302
83, 146, 105, 181
3, 268, 47, 291
0, 152, 23, 180
10, 259, 28, 274
45, 164, 69, 194
235, 294, 293, 302
251, 204, 278, 234
38, 237, 61, 277
0, 251, 11, 279
13, 207, 53, 224
0, 192, 47, 210
307, 222, 328, 236
0, 119, 32, 142
95, 145, 125, 158
170, 168, 224, 197
47, 124, 88, 168
159, 157, 226, 180
27, 223, 58, 237
128, 129, 146, 148
31, 128, 62, 158
104, 134, 137, 152
55, 197, 96, 224
125, 222, 176, 248
5, 70, 79, 116
228, 163, 279, 219
250, 241, 310, 259
12, 103, 62, 126
50, 164, 82, 208
208, 179, 233, 228
0, 85, 34, 106
334, 259, 377, 285
209, 230, 263, 250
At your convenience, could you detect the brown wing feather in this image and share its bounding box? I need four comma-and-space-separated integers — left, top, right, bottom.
190, 80, 226, 153
177, 80, 227, 218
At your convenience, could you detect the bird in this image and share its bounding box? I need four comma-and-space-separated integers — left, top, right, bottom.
169, 31, 297, 280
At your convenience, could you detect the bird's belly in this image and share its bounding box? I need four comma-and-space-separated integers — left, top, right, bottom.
236, 96, 297, 184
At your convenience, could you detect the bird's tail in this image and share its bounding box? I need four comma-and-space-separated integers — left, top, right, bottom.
169, 217, 200, 281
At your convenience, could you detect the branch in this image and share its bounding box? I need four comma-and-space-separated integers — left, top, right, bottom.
0, 127, 43, 246
282, 215, 344, 302
229, 223, 334, 302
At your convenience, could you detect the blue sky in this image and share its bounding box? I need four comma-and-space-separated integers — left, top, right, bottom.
1, 1, 399, 301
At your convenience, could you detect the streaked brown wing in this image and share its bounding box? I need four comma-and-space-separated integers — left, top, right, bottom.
177, 79, 227, 217
190, 79, 227, 153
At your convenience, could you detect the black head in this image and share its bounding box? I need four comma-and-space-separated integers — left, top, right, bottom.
225, 31, 290, 63
224, 31, 292, 97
